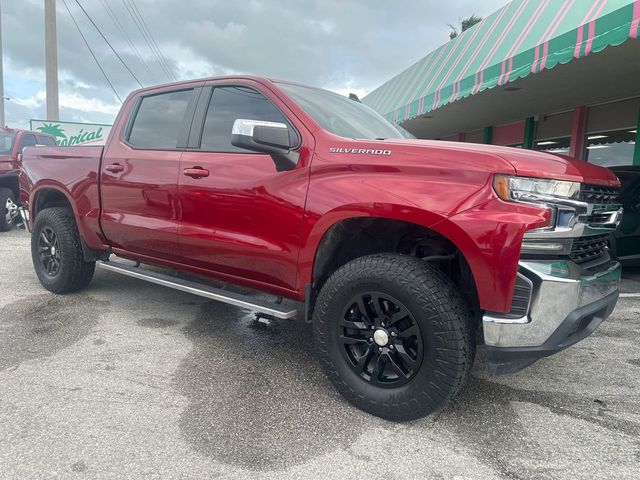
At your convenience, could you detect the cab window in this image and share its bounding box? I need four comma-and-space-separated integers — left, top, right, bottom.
37, 135, 57, 146
127, 89, 194, 149
200, 86, 289, 152
18, 134, 37, 151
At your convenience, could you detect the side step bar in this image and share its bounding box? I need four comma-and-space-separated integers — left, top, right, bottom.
98, 260, 298, 319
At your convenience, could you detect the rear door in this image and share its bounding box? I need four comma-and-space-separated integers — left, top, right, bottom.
177, 81, 311, 293
100, 86, 200, 261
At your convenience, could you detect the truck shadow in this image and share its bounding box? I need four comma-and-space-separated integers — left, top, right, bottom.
174, 298, 640, 474
175, 300, 371, 470
0, 293, 107, 371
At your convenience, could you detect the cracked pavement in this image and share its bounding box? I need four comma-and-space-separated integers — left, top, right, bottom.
1, 228, 639, 479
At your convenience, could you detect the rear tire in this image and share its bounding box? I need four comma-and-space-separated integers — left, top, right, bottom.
313, 253, 474, 421
0, 187, 16, 232
31, 207, 95, 294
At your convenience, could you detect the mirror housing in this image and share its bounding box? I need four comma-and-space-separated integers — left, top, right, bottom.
231, 119, 298, 171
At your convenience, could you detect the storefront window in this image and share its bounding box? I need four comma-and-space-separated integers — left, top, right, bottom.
586, 129, 636, 167
535, 137, 570, 156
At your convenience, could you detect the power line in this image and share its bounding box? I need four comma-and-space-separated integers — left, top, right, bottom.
128, 0, 176, 81
121, 0, 175, 82
120, 0, 174, 82
74, 0, 144, 88
61, 0, 123, 103
98, 0, 157, 84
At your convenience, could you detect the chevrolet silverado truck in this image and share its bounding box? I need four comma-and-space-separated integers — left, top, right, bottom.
19, 76, 623, 421
0, 127, 57, 231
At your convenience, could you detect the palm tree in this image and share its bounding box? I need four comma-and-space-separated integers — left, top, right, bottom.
449, 15, 483, 40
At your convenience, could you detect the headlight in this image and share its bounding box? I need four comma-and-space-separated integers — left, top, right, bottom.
493, 175, 580, 203
494, 175, 586, 253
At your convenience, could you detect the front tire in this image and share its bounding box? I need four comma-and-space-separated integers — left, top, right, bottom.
31, 208, 95, 294
314, 254, 474, 421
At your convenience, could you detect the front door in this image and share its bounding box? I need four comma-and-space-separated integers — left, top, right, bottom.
100, 87, 198, 261
178, 83, 310, 294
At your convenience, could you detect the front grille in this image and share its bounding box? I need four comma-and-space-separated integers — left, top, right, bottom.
579, 184, 621, 227
570, 234, 610, 264
579, 184, 619, 204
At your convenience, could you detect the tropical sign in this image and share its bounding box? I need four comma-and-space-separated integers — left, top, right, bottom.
29, 119, 112, 146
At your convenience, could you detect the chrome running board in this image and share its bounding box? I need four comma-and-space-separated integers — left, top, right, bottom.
98, 260, 298, 319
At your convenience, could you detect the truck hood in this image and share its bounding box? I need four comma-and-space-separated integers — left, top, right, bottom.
375, 139, 620, 187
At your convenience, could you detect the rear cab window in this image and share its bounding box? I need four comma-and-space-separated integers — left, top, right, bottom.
36, 135, 57, 146
18, 134, 37, 152
126, 89, 196, 150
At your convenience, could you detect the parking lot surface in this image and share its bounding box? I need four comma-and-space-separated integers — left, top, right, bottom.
1, 227, 639, 480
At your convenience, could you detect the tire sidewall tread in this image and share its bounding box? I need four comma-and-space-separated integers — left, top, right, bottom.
31, 207, 95, 294
313, 253, 475, 421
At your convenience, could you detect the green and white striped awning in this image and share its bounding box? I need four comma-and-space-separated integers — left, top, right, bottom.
363, 0, 640, 124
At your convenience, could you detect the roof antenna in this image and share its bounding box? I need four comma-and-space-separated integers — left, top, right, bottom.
349, 93, 361, 103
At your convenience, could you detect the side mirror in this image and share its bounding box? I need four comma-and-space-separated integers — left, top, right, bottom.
231, 119, 298, 171
17, 153, 23, 163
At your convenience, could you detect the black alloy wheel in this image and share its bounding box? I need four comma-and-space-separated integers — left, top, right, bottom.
340, 292, 423, 387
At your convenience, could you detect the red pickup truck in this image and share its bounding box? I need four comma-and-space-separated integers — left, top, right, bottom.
19, 76, 623, 420
0, 127, 57, 231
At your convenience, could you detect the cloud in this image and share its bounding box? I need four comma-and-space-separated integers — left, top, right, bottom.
1, 0, 509, 128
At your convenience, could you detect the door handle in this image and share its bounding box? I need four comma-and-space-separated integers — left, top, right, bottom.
105, 163, 124, 173
183, 167, 210, 179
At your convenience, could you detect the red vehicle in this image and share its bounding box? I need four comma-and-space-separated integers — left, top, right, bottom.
0, 127, 57, 231
19, 77, 623, 420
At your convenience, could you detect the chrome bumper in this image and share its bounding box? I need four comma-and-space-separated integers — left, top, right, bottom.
483, 258, 621, 349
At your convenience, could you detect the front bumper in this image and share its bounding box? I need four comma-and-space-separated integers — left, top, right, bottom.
483, 258, 621, 375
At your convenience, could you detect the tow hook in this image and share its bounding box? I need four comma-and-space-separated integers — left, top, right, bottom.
17, 206, 31, 233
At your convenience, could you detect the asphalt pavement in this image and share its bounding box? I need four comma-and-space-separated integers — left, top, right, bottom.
1, 227, 639, 480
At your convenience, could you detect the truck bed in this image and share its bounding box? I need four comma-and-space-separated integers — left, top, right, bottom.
20, 145, 105, 250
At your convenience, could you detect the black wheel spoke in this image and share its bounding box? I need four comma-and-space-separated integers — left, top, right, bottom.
355, 296, 373, 324
398, 323, 420, 339
387, 352, 410, 379
369, 294, 386, 324
40, 232, 51, 247
339, 333, 369, 346
340, 318, 369, 331
387, 304, 411, 326
356, 345, 376, 373
395, 344, 418, 369
369, 355, 385, 384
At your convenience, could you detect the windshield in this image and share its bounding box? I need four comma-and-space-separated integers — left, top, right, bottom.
0, 131, 16, 155
278, 83, 414, 140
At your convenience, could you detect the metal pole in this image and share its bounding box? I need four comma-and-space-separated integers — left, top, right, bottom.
45, 0, 59, 121
0, 0, 5, 127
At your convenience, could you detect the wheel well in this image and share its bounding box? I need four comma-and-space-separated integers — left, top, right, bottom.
34, 188, 73, 218
0, 176, 19, 201
311, 218, 480, 322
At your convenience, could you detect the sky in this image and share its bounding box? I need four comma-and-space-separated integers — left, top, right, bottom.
1, 0, 509, 129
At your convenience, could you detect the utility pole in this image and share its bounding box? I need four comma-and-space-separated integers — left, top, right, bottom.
0, 0, 5, 127
44, 0, 59, 121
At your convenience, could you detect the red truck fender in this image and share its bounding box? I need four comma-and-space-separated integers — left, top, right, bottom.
300, 198, 549, 314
